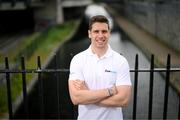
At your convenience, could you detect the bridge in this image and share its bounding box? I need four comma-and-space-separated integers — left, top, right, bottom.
0, 0, 93, 29
0, 0, 92, 9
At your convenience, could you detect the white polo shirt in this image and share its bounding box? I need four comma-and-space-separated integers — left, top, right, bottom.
69, 45, 131, 120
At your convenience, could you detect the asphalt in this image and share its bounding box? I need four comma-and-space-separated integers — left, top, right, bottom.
105, 6, 180, 94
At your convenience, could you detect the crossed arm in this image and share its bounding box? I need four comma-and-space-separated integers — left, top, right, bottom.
68, 80, 131, 107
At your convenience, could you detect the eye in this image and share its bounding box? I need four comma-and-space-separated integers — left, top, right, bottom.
102, 30, 108, 34
93, 30, 99, 34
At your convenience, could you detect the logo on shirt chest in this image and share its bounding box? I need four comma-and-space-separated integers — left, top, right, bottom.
105, 69, 116, 74
104, 69, 116, 85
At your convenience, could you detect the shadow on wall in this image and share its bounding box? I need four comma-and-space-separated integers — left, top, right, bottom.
0, 9, 35, 34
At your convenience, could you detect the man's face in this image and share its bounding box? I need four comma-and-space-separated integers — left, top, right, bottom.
88, 22, 110, 49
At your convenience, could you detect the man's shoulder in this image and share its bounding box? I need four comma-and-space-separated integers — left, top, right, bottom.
72, 49, 88, 60
112, 50, 128, 63
112, 50, 125, 59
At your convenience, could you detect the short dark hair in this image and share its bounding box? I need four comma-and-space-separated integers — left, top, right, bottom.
89, 15, 109, 30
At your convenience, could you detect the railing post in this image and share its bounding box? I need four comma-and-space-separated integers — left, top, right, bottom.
21, 57, 28, 118
133, 54, 138, 119
5, 57, 13, 119
148, 54, 154, 119
179, 95, 180, 119
55, 54, 60, 119
163, 54, 171, 119
37, 56, 44, 118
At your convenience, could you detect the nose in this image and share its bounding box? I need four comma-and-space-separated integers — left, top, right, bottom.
98, 31, 104, 37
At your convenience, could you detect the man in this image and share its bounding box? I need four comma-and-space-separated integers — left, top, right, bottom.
68, 15, 132, 120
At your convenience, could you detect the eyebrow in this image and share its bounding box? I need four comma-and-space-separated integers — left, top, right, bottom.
92, 29, 108, 32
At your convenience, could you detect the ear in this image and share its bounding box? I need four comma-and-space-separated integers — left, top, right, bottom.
88, 30, 91, 39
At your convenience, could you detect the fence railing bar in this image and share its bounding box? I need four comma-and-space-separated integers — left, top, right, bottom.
37, 56, 44, 119
133, 54, 138, 119
148, 54, 154, 119
163, 54, 171, 119
5, 57, 13, 119
21, 57, 29, 118
130, 68, 180, 72
55, 55, 60, 119
0, 69, 70, 73
0, 68, 180, 74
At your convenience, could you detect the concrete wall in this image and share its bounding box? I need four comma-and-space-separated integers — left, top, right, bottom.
123, 1, 180, 53
34, 0, 63, 30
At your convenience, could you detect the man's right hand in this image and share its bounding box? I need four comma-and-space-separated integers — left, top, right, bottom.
73, 80, 89, 90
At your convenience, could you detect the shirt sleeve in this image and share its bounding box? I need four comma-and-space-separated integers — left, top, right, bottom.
116, 57, 132, 86
69, 55, 84, 81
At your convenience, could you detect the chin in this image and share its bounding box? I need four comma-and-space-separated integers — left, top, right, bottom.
96, 44, 106, 48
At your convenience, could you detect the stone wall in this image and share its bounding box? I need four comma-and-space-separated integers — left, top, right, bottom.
123, 1, 180, 53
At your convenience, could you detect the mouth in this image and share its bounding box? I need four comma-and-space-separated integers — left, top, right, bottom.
96, 39, 105, 44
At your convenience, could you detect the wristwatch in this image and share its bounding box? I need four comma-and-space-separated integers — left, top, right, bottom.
107, 88, 113, 96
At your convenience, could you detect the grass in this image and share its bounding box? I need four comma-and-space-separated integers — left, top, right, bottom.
0, 20, 79, 118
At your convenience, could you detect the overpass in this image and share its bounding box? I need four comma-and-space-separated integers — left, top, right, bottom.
0, 0, 93, 31
0, 0, 93, 10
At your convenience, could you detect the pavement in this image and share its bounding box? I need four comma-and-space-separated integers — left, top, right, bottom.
105, 5, 180, 94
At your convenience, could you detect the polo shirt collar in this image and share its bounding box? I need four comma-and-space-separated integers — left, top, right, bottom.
87, 44, 113, 58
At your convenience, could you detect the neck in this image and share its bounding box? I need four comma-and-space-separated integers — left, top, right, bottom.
91, 45, 108, 58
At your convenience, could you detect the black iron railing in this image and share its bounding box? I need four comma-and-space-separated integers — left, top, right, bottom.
0, 54, 180, 119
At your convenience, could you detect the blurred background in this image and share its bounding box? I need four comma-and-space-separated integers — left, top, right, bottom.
0, 0, 179, 119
